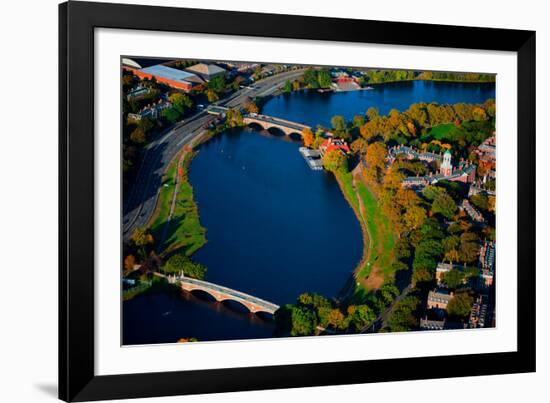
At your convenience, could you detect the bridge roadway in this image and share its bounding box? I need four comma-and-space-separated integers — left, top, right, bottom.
165, 274, 280, 315
122, 68, 306, 241
243, 114, 311, 136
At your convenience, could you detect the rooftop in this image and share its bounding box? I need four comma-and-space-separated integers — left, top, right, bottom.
122, 58, 142, 69
186, 63, 226, 76
139, 64, 199, 83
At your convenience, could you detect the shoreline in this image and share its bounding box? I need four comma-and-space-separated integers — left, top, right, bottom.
334, 168, 373, 301
146, 138, 208, 258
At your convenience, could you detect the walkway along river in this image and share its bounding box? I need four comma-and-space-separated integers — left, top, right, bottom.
123, 80, 495, 345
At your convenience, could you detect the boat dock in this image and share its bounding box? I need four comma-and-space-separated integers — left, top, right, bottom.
299, 147, 323, 170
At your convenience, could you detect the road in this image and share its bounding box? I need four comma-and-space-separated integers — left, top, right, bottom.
361, 284, 413, 333
122, 68, 306, 242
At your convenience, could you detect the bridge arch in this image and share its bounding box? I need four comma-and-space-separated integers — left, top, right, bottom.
288, 132, 302, 141
266, 126, 286, 136
246, 121, 265, 131
219, 298, 255, 314
185, 287, 222, 302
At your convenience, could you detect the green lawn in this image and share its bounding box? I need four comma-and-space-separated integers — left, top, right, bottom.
422, 123, 455, 141
337, 172, 397, 301
355, 181, 395, 279
339, 172, 359, 211
148, 152, 207, 256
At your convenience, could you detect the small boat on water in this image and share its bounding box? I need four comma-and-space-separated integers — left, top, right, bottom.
364, 86, 374, 90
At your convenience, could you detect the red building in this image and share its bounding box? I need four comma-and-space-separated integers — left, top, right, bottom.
124, 64, 202, 92
319, 138, 351, 156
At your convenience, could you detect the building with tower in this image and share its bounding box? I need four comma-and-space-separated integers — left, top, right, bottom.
389, 148, 477, 189
440, 149, 453, 176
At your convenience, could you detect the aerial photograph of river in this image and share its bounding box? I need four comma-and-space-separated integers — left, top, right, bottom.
121, 58, 497, 345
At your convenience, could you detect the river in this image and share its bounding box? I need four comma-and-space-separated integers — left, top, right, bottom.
123, 80, 495, 345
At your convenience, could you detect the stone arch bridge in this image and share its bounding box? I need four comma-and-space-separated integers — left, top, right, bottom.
243, 114, 311, 136
165, 273, 280, 315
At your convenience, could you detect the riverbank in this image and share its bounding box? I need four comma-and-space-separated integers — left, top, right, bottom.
335, 166, 397, 301
147, 146, 207, 257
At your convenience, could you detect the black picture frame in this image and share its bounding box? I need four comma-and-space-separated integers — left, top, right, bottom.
59, 1, 536, 401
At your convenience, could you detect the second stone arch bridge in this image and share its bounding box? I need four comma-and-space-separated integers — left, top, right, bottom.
243, 113, 311, 137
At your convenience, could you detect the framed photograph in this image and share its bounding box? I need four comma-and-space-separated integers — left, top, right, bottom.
59, 1, 536, 401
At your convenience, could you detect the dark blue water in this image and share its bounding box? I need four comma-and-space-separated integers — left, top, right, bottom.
123, 80, 495, 345
190, 129, 362, 303
262, 80, 495, 127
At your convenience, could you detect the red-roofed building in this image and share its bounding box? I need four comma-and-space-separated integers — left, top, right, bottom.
319, 138, 351, 156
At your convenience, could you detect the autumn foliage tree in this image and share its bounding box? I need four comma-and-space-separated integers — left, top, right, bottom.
123, 254, 136, 273
363, 142, 387, 184
322, 150, 348, 174
244, 99, 259, 114
206, 89, 219, 102
301, 128, 315, 148
130, 127, 146, 144
130, 227, 155, 260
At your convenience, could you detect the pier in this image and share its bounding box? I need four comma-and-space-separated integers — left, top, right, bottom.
299, 147, 323, 170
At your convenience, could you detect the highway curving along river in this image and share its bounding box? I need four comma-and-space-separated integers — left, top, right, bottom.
123, 80, 495, 345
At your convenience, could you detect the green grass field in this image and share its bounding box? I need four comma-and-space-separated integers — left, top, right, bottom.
354, 181, 395, 279
148, 152, 206, 256
422, 123, 455, 141
338, 172, 396, 294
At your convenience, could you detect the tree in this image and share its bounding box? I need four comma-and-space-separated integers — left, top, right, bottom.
130, 228, 154, 259
350, 137, 368, 154
447, 292, 473, 320
442, 269, 465, 289
403, 205, 427, 231
130, 127, 146, 144
431, 192, 458, 219
327, 309, 345, 329
162, 107, 181, 124
487, 196, 496, 213
385, 294, 420, 332
276, 305, 317, 336
282, 80, 292, 93
124, 254, 136, 273
322, 149, 348, 173
169, 93, 193, 114
301, 128, 315, 148
458, 232, 479, 264
346, 305, 375, 331
317, 69, 332, 88
379, 284, 400, 305
244, 99, 259, 114
331, 115, 347, 132
137, 117, 154, 133
395, 237, 411, 260
364, 142, 387, 183
472, 106, 488, 121
312, 135, 325, 150
303, 69, 319, 88
226, 108, 243, 127
207, 75, 226, 92
471, 194, 489, 211
206, 89, 219, 103
353, 115, 365, 128
163, 254, 207, 280
297, 292, 332, 310
366, 107, 379, 121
